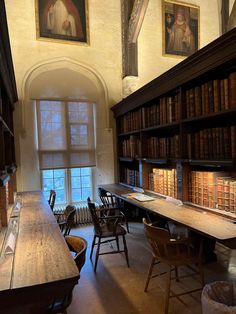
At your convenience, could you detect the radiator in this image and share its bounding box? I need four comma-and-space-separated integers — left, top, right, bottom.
54, 201, 100, 225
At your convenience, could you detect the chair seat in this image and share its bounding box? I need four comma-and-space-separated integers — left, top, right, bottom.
95, 223, 126, 237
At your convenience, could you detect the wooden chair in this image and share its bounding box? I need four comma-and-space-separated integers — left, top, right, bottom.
55, 205, 76, 236
100, 190, 129, 233
48, 190, 56, 211
88, 200, 129, 273
48, 236, 87, 314
143, 218, 204, 314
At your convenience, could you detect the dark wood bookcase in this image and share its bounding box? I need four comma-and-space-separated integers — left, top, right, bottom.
0, 1, 18, 226
112, 28, 236, 219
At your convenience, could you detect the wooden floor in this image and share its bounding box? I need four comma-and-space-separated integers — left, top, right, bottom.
67, 222, 236, 314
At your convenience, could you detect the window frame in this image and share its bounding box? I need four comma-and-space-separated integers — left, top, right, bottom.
41, 167, 95, 207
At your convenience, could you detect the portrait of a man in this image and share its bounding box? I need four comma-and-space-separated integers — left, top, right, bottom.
163, 0, 199, 57
36, 0, 88, 44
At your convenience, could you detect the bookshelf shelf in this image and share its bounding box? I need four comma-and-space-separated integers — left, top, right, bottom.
118, 130, 141, 137
112, 29, 236, 218
181, 108, 236, 126
143, 158, 168, 165
141, 121, 180, 132
119, 157, 136, 162
188, 160, 235, 166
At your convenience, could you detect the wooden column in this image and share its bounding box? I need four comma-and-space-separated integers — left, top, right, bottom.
0, 185, 8, 226
8, 175, 15, 204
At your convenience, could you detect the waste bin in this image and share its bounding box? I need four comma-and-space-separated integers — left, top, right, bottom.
201, 281, 236, 314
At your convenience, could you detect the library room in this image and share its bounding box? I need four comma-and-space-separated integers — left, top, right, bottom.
0, 0, 236, 313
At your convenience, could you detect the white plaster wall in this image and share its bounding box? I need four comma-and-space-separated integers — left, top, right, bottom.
138, 0, 221, 88
5, 0, 221, 193
5, 0, 120, 192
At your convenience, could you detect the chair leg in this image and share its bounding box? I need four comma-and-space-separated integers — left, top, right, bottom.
175, 266, 179, 282
94, 237, 101, 273
90, 235, 96, 260
199, 261, 205, 288
125, 219, 130, 233
164, 265, 171, 314
122, 235, 129, 267
144, 256, 156, 292
116, 235, 120, 251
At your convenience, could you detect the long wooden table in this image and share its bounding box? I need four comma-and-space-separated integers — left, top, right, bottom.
100, 184, 236, 248
0, 191, 79, 314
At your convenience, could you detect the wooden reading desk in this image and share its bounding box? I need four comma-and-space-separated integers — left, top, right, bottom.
0, 191, 79, 314
99, 184, 236, 249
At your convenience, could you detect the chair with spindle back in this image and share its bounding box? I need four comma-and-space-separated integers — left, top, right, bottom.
55, 205, 76, 236
48, 190, 56, 211
100, 190, 129, 233
143, 218, 204, 314
88, 200, 129, 273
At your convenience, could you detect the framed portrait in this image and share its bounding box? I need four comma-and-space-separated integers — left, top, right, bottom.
162, 0, 199, 57
35, 0, 89, 45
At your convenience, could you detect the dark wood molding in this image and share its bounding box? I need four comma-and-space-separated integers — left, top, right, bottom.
0, 1, 18, 107
221, 0, 229, 34
228, 0, 236, 31
112, 28, 236, 117
128, 0, 149, 44
121, 0, 138, 77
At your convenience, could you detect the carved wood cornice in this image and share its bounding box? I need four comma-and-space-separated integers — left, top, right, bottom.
128, 0, 149, 43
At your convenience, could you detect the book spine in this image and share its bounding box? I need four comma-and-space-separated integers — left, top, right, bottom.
229, 72, 236, 108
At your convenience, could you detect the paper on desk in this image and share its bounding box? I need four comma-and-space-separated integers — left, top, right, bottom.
4, 232, 16, 255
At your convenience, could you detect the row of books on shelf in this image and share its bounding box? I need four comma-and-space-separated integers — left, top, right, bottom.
142, 94, 180, 128
187, 126, 236, 160
185, 72, 236, 118
146, 135, 180, 159
118, 71, 236, 135
189, 171, 236, 214
119, 109, 141, 133
121, 167, 236, 215
121, 136, 141, 158
148, 168, 177, 198
121, 168, 140, 187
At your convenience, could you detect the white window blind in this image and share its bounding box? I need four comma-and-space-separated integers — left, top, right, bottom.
36, 100, 96, 170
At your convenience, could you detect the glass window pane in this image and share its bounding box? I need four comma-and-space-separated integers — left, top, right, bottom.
42, 170, 53, 179
71, 176, 81, 188
54, 169, 65, 178
71, 189, 82, 202
54, 177, 65, 190
71, 168, 80, 176
82, 188, 92, 200
81, 168, 91, 175
81, 176, 91, 188
42, 178, 53, 191
56, 189, 66, 204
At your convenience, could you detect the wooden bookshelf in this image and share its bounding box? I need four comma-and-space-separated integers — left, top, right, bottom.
112, 28, 236, 219
0, 1, 18, 227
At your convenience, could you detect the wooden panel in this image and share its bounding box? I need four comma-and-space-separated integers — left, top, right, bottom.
18, 191, 47, 206
19, 204, 56, 227
13, 223, 78, 289
0, 191, 79, 312
100, 184, 236, 241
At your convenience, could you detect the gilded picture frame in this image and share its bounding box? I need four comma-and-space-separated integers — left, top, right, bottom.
35, 0, 89, 45
162, 0, 199, 57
